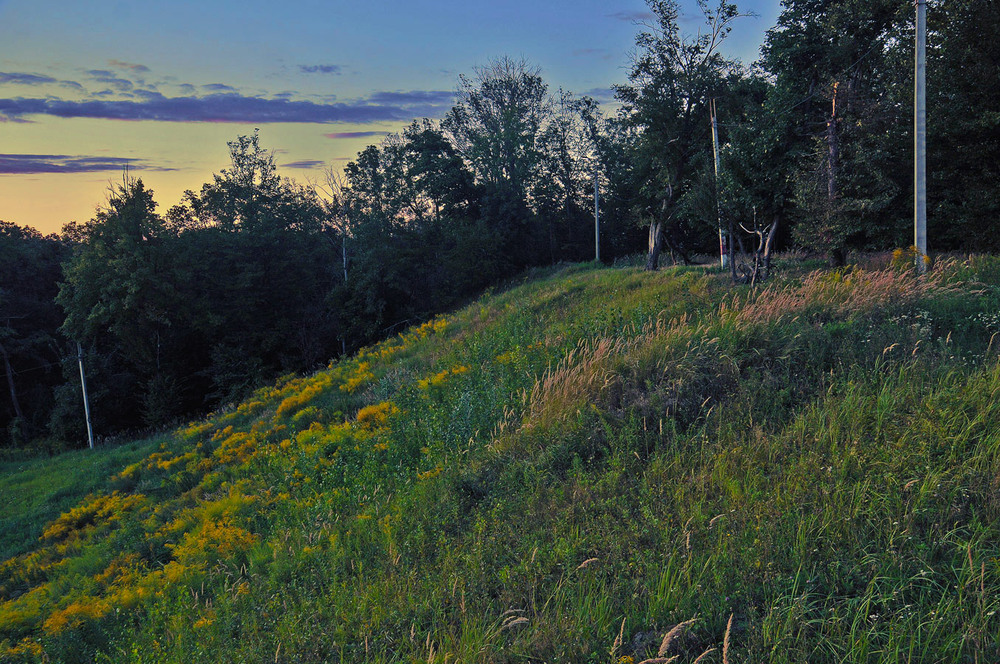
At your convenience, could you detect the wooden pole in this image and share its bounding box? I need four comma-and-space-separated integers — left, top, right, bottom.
594, 164, 600, 262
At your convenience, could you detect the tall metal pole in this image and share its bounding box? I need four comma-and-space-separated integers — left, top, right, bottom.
594, 164, 600, 262
77, 342, 95, 450
914, 0, 927, 272
711, 99, 726, 268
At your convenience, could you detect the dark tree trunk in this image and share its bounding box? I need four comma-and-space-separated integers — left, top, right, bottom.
0, 340, 26, 427
646, 220, 664, 271
762, 215, 779, 280
661, 231, 693, 266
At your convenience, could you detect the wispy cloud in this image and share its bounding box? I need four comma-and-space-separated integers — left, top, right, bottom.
607, 10, 654, 22
0, 72, 57, 85
0, 153, 172, 174
202, 83, 238, 93
0, 89, 455, 124
280, 159, 325, 169
109, 59, 150, 73
367, 90, 453, 105
583, 87, 617, 103
323, 131, 391, 139
299, 64, 342, 75
573, 48, 614, 61
86, 70, 135, 92
1, 63, 455, 125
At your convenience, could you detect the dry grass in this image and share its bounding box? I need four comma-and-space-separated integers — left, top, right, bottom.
522, 337, 628, 431
734, 264, 964, 327
658, 618, 697, 656
722, 614, 733, 664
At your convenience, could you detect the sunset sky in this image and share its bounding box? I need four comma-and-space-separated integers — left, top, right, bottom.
1, 0, 780, 234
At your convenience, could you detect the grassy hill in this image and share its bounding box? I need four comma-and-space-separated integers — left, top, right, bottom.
2, 256, 1000, 663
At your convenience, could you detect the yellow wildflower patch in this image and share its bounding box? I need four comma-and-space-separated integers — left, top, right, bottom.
42, 596, 111, 635
355, 401, 400, 429
41, 492, 147, 544
340, 361, 374, 393
417, 465, 444, 481
168, 517, 258, 568
276, 373, 333, 417
4, 638, 44, 659
417, 365, 470, 390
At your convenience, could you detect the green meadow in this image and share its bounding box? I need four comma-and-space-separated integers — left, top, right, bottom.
2, 255, 1000, 663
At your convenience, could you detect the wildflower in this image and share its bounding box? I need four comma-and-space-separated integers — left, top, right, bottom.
355, 401, 399, 429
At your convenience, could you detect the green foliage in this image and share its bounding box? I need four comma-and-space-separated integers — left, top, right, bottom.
0, 222, 68, 447
613, 0, 747, 268
4, 258, 1000, 662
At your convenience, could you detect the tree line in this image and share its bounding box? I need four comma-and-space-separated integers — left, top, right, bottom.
1, 0, 996, 449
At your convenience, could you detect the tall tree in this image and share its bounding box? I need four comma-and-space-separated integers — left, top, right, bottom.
57, 175, 181, 429
761, 0, 911, 263
0, 222, 69, 446
615, 0, 746, 270
443, 56, 550, 265
926, 0, 1000, 251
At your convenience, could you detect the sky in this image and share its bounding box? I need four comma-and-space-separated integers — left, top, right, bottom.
0, 0, 782, 234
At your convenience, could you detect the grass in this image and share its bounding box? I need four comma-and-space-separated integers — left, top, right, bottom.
2, 255, 1000, 662
0, 438, 163, 560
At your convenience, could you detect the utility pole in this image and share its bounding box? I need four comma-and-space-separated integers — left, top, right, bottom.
914, 0, 928, 273
594, 163, 600, 262
342, 234, 348, 355
342, 237, 348, 283
711, 99, 726, 269
77, 342, 94, 450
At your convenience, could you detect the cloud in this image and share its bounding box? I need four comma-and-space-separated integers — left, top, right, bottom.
109, 59, 150, 73
0, 72, 57, 85
202, 83, 237, 93
0, 153, 173, 174
367, 90, 453, 105
280, 160, 325, 169
86, 70, 134, 92
0, 89, 456, 124
607, 10, 654, 22
582, 87, 617, 103
573, 48, 614, 61
323, 131, 391, 140
299, 64, 342, 75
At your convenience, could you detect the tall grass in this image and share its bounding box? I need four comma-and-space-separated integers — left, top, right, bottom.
2, 258, 1000, 662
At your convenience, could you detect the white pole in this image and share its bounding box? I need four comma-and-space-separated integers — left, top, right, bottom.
711, 99, 726, 268
77, 342, 95, 449
914, 0, 927, 272
594, 164, 600, 262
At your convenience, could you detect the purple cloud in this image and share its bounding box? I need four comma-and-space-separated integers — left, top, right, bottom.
0, 90, 455, 124
0, 153, 173, 174
367, 90, 454, 105
0, 72, 57, 85
583, 87, 616, 103
299, 64, 342, 74
324, 131, 391, 139
87, 70, 134, 92
203, 83, 237, 93
109, 60, 151, 73
280, 160, 325, 169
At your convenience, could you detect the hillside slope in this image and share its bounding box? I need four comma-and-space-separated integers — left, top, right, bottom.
2, 258, 1000, 663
